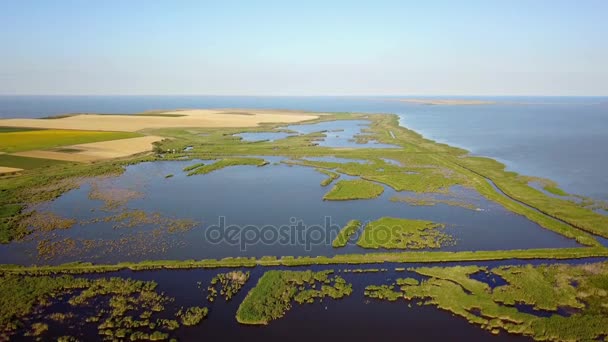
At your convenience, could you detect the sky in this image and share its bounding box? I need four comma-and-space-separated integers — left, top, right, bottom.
1, 0, 607, 96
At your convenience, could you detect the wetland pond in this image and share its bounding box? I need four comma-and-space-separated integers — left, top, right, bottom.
236, 120, 400, 148
0, 156, 580, 265
13, 258, 607, 341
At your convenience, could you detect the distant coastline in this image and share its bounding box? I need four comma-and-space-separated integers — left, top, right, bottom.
395, 98, 496, 105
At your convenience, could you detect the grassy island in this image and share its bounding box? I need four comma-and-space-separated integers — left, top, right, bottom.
357, 217, 453, 249
236, 270, 352, 325
185, 157, 268, 176
323, 179, 384, 200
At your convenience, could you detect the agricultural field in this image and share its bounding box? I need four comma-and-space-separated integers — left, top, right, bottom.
0, 128, 140, 153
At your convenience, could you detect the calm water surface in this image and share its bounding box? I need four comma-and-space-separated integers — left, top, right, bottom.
0, 157, 580, 265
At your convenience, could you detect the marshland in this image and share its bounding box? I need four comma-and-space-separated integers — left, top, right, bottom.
1, 99, 607, 341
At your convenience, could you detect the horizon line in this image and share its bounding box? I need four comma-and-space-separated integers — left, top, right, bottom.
1, 94, 607, 98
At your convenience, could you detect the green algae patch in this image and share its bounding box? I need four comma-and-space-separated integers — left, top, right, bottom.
357, 217, 453, 249
235, 270, 352, 325
332, 219, 362, 248
186, 157, 268, 176
365, 261, 608, 341
323, 179, 384, 200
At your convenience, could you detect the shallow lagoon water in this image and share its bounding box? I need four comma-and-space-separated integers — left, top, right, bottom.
281, 120, 400, 148
0, 158, 580, 265
235, 132, 296, 142
18, 258, 608, 341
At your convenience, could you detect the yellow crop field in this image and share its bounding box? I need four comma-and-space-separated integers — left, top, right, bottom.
0, 129, 141, 153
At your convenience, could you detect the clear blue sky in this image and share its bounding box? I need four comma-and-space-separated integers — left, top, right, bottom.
1, 0, 607, 96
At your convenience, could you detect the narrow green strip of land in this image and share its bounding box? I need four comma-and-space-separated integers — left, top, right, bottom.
332, 219, 361, 247
316, 168, 340, 186
2, 247, 607, 275
186, 157, 268, 176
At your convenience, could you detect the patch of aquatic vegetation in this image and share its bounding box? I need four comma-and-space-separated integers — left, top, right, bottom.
524, 176, 569, 197
365, 262, 608, 341
31, 208, 197, 261
19, 211, 76, 233
206, 270, 250, 302
316, 168, 340, 186
236, 270, 353, 325
332, 219, 362, 248
35, 228, 176, 261
84, 209, 198, 232
572, 195, 608, 213
184, 157, 268, 176
323, 179, 384, 200
0, 274, 208, 340
390, 194, 478, 210
176, 306, 208, 326
357, 217, 454, 250
88, 183, 144, 210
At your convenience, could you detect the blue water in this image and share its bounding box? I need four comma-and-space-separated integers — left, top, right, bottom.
1, 95, 607, 199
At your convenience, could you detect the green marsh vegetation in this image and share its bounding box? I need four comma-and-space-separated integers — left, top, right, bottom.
357, 217, 454, 250
2, 247, 608, 276
176, 306, 208, 326
332, 219, 362, 248
0, 273, 210, 340
184, 157, 268, 176
323, 179, 384, 200
206, 270, 250, 302
316, 168, 340, 186
365, 262, 608, 341
235, 270, 352, 325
